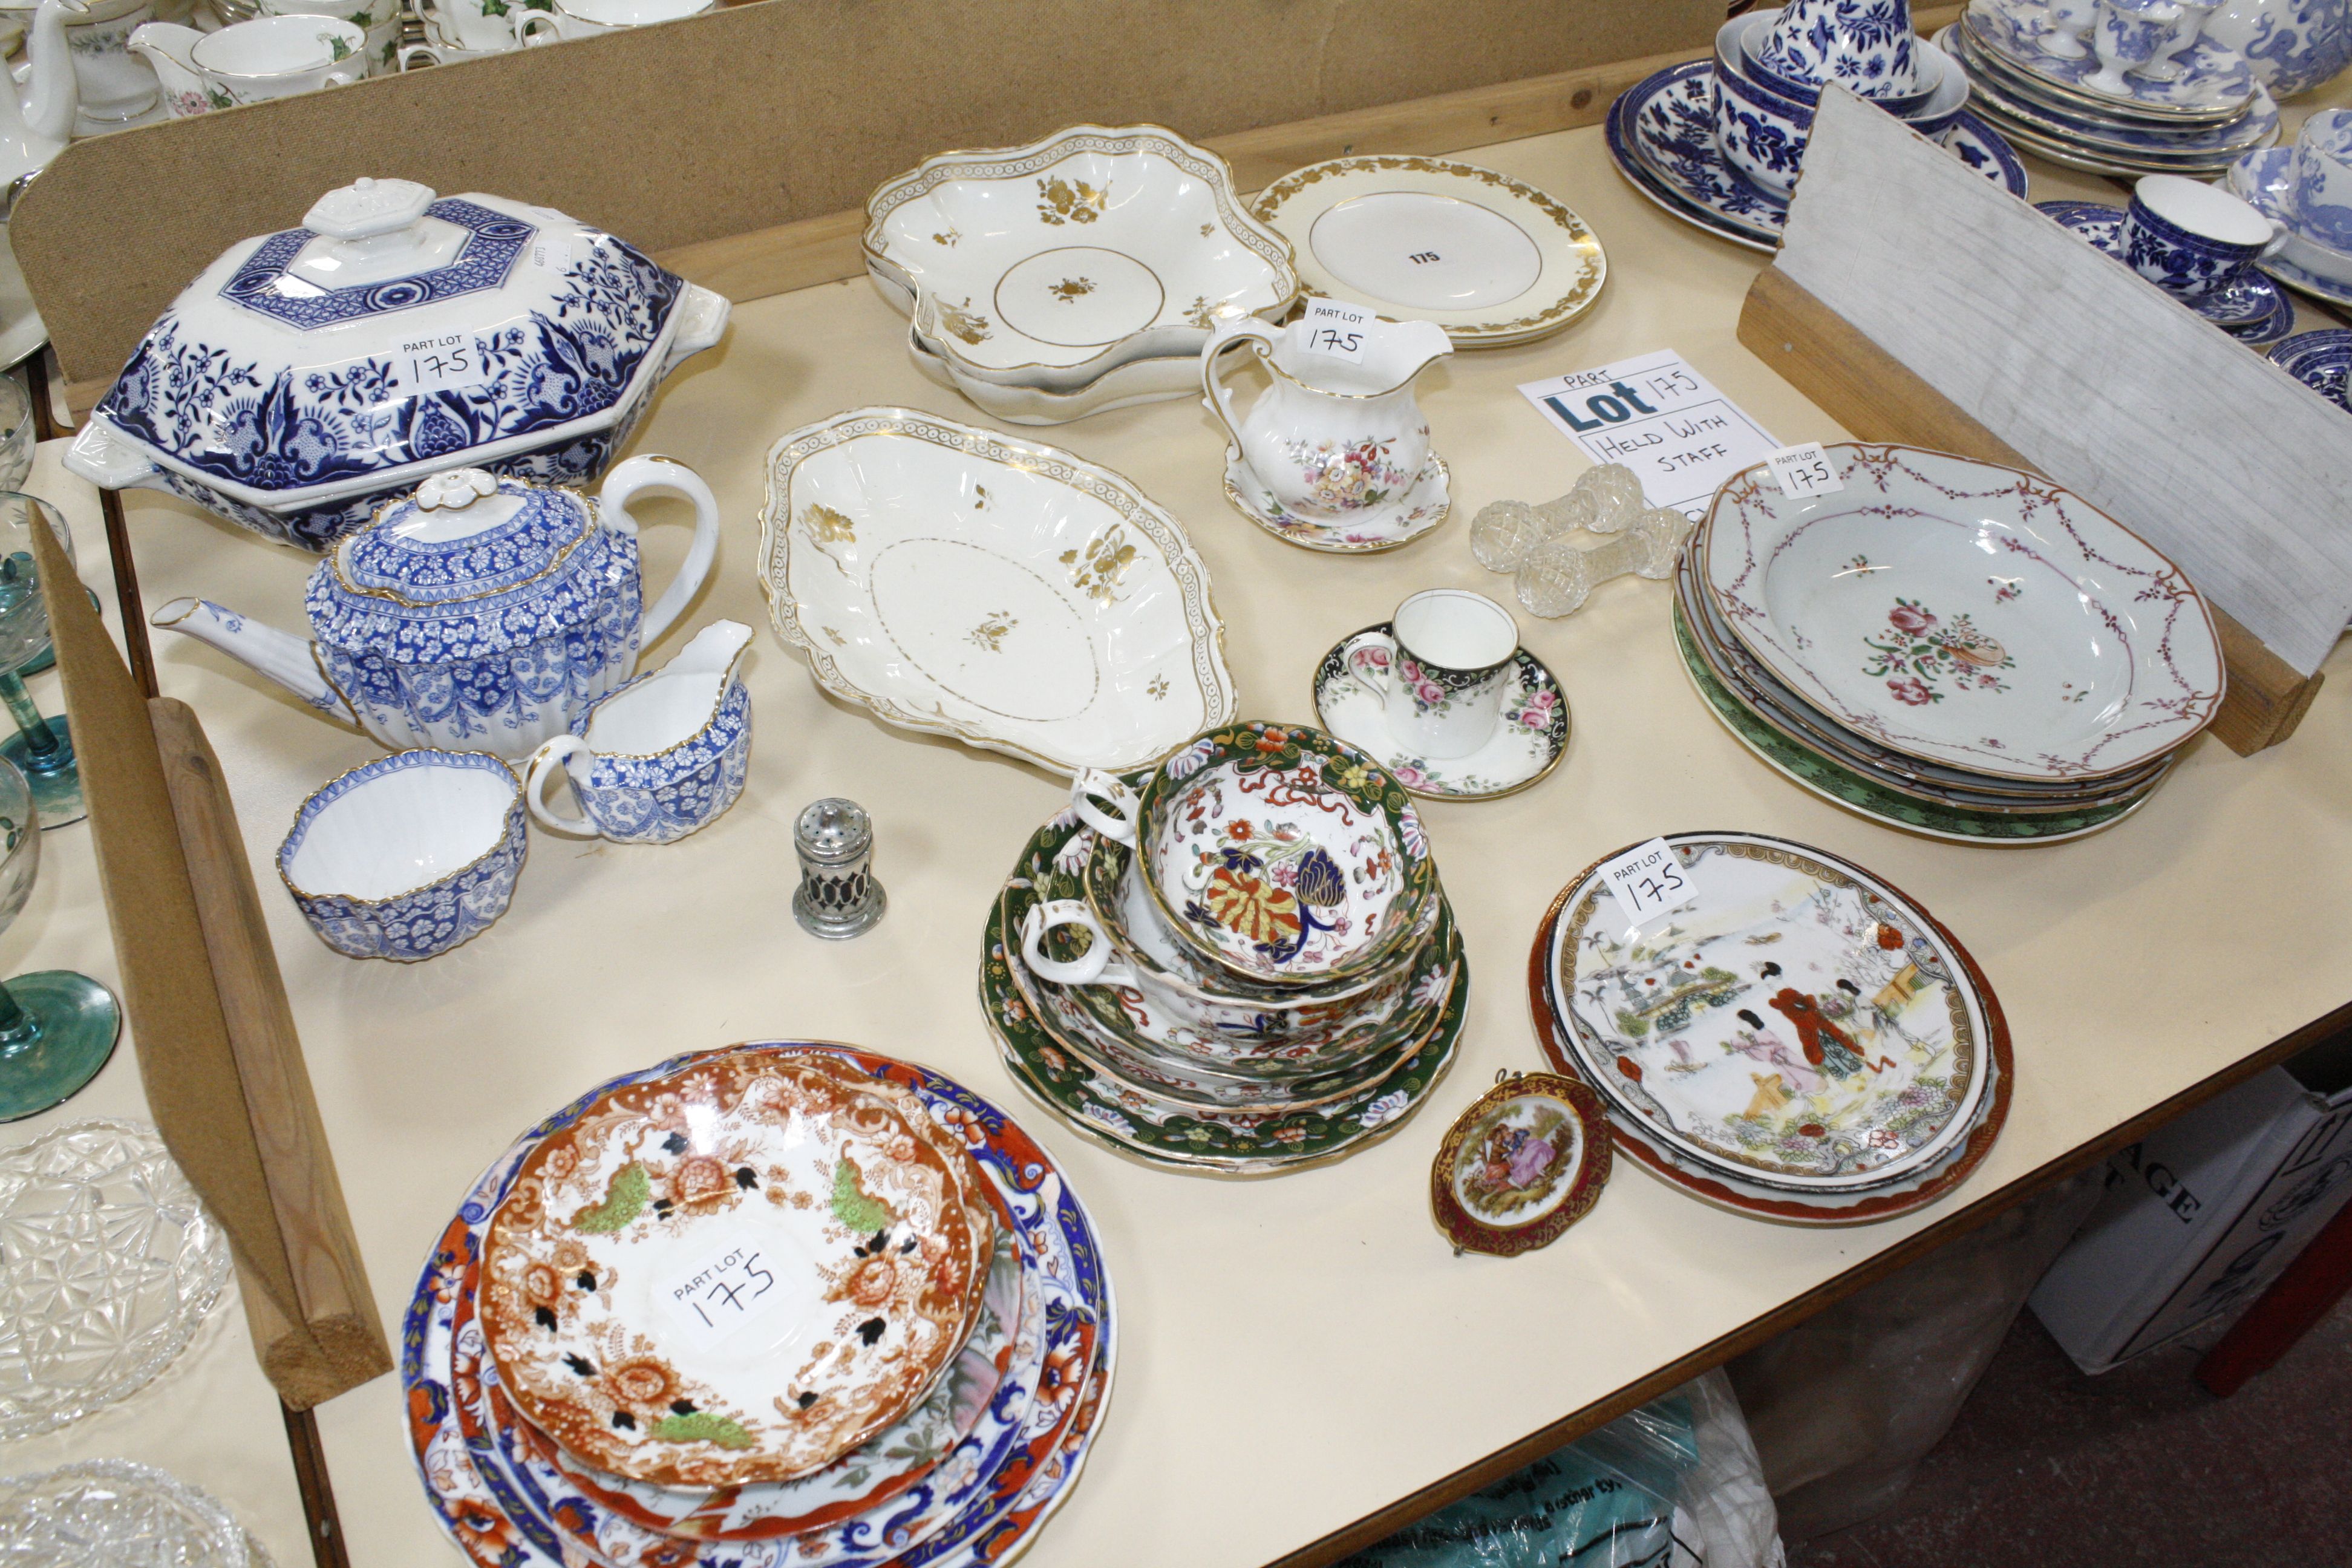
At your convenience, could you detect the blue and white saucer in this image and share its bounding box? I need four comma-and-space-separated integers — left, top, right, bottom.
2228, 148, 2352, 309
2035, 201, 2296, 346
2269, 330, 2352, 415
1607, 60, 2028, 255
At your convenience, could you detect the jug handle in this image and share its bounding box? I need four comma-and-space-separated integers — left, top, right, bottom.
523, 735, 598, 837
1200, 318, 1280, 455
601, 455, 721, 650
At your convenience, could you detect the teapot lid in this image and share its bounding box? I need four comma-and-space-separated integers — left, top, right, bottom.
93, 178, 685, 503
306, 469, 632, 664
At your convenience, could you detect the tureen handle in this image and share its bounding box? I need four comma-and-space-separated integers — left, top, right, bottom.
1020, 900, 1139, 990
599, 456, 721, 653
1199, 318, 1280, 457
521, 735, 598, 837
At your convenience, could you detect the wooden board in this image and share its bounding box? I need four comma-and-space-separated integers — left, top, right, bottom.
1768, 88, 2352, 681
1738, 264, 2322, 755
10, 0, 1720, 398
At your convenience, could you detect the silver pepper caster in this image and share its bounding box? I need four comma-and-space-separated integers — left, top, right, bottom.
793, 797, 887, 939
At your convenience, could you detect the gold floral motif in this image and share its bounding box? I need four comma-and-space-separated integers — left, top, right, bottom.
1048, 277, 1096, 304
932, 224, 960, 246
823, 627, 847, 647
967, 610, 1017, 652
1059, 526, 1138, 605
1036, 176, 1107, 225
1181, 294, 1226, 329
934, 296, 991, 345
1200, 222, 1214, 237
1146, 674, 1169, 700
801, 503, 855, 546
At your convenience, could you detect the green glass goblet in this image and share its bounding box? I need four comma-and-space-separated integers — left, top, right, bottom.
0, 492, 84, 829
0, 755, 120, 1122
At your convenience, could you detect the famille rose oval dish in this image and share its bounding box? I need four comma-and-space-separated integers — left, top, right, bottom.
478, 1051, 992, 1489
1700, 444, 2224, 783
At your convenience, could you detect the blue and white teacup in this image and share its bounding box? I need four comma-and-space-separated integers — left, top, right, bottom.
1342, 589, 1521, 760
2123, 174, 2286, 302
522, 620, 753, 845
1716, 56, 1817, 200
2292, 109, 2352, 252
278, 749, 527, 962
1751, 0, 1920, 101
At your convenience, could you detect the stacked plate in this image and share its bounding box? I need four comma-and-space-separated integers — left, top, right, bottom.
1530, 831, 2013, 1225
985, 720, 1468, 1174
1938, 0, 2280, 178
864, 125, 1299, 426
402, 1042, 1112, 1568
1676, 443, 2226, 845
1607, 7, 2028, 253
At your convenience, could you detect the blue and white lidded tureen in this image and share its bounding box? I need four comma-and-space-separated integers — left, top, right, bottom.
151, 458, 722, 759
63, 176, 730, 551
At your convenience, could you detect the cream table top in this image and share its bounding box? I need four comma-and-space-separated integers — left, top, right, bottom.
76, 105, 2352, 1568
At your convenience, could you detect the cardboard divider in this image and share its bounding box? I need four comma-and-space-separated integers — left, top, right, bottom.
33, 509, 388, 1409
10, 0, 1720, 400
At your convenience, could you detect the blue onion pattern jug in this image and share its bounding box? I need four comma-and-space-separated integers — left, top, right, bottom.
151, 459, 720, 759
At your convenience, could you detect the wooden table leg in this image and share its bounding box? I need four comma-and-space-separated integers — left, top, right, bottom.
2195, 1191, 2352, 1397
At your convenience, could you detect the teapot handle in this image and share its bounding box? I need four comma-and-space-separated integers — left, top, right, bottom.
601, 455, 721, 650
522, 734, 598, 837
1200, 318, 1279, 456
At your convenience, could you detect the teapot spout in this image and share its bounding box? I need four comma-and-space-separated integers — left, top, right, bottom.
18, 0, 87, 151
150, 597, 358, 725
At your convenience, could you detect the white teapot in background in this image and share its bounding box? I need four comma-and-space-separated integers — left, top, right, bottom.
1200, 315, 1453, 522
1, 0, 159, 142
0, 0, 80, 211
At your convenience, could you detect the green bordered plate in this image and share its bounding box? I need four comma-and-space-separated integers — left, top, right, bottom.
981, 817, 1467, 1175
1673, 603, 2150, 846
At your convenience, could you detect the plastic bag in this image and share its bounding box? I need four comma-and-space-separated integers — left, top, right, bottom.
1341, 1370, 1780, 1568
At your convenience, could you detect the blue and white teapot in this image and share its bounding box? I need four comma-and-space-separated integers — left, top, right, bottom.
152, 458, 720, 759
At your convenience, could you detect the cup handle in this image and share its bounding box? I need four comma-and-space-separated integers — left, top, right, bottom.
601, 455, 722, 650
397, 40, 443, 67
1069, 767, 1140, 846
1020, 900, 1137, 988
323, 68, 359, 87
1344, 633, 1397, 704
1198, 318, 1278, 455
523, 735, 599, 837
2259, 218, 2290, 260
513, 10, 558, 43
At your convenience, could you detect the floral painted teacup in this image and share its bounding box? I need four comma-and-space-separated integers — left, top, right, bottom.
1200, 316, 1452, 524
521, 621, 752, 845
1344, 590, 1521, 761
260, 0, 400, 73
2122, 174, 2284, 302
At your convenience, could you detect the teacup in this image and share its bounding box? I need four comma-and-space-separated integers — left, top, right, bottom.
513, 0, 711, 42
1716, 50, 1817, 201
521, 621, 753, 845
1726, 11, 1937, 116
278, 749, 526, 961
190, 15, 367, 103
2087, 0, 2184, 95
1069, 721, 1440, 988
2123, 174, 2285, 302
260, 0, 398, 73
1201, 317, 1452, 524
1749, 0, 1919, 101
1343, 590, 1521, 761
2292, 108, 2352, 251
414, 0, 531, 53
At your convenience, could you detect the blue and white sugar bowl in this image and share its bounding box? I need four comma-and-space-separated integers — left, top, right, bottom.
64, 176, 730, 550
150, 457, 722, 759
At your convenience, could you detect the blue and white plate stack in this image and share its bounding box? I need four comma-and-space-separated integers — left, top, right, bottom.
1609, 0, 2027, 252
1938, 0, 2280, 178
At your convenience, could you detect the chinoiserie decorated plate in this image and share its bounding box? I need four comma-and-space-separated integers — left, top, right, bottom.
1544, 833, 1991, 1192
863, 123, 1297, 385
981, 858, 1466, 1175
1249, 156, 1606, 347
1313, 625, 1569, 801
1961, 0, 2258, 124
2034, 202, 2294, 345
2270, 330, 2352, 415
1944, 30, 2280, 163
759, 407, 1236, 776
1676, 604, 2157, 843
479, 1050, 993, 1488
402, 1043, 1115, 1568
1431, 1073, 1612, 1257
1134, 722, 1441, 988
2230, 149, 2352, 309
1676, 550, 2174, 814
1699, 444, 2224, 784
1606, 61, 2028, 255
1222, 446, 1452, 554
1527, 852, 2015, 1225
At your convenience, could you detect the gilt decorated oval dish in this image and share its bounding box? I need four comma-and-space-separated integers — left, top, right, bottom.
1700, 444, 2223, 783
479, 1052, 991, 1488
1546, 833, 1991, 1192
759, 408, 1235, 776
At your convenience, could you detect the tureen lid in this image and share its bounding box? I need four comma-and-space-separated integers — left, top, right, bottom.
305, 469, 632, 663
93, 178, 687, 501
